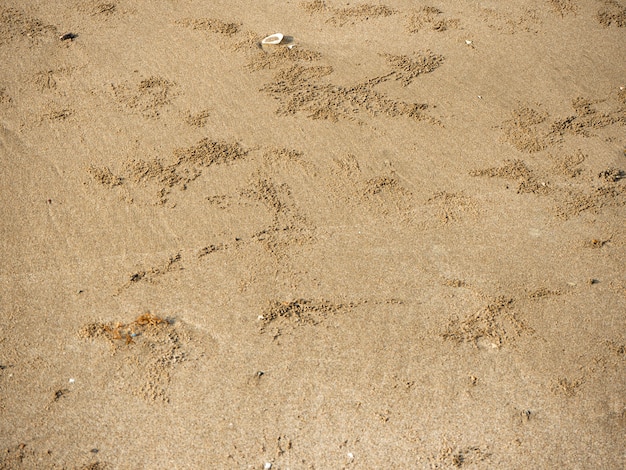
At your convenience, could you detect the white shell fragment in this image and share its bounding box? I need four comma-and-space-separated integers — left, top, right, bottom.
261, 33, 284, 45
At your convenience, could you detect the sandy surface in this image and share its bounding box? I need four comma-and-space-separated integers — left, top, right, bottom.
1, 0, 625, 468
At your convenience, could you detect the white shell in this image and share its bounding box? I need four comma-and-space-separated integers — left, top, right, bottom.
261, 33, 284, 45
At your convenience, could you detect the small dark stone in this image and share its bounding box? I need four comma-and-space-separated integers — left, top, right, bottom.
59, 33, 78, 41
90, 448, 99, 454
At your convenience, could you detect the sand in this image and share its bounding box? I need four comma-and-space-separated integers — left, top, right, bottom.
0, 0, 625, 468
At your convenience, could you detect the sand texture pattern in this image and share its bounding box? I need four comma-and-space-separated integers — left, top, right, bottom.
1, 0, 625, 468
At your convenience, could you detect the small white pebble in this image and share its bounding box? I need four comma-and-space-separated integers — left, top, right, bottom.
264, 463, 272, 470
478, 95, 482, 99
465, 40, 472, 45
347, 452, 355, 460
69, 378, 75, 384
258, 315, 264, 320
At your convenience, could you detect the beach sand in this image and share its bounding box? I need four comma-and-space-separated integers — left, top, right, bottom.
1, 0, 625, 468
